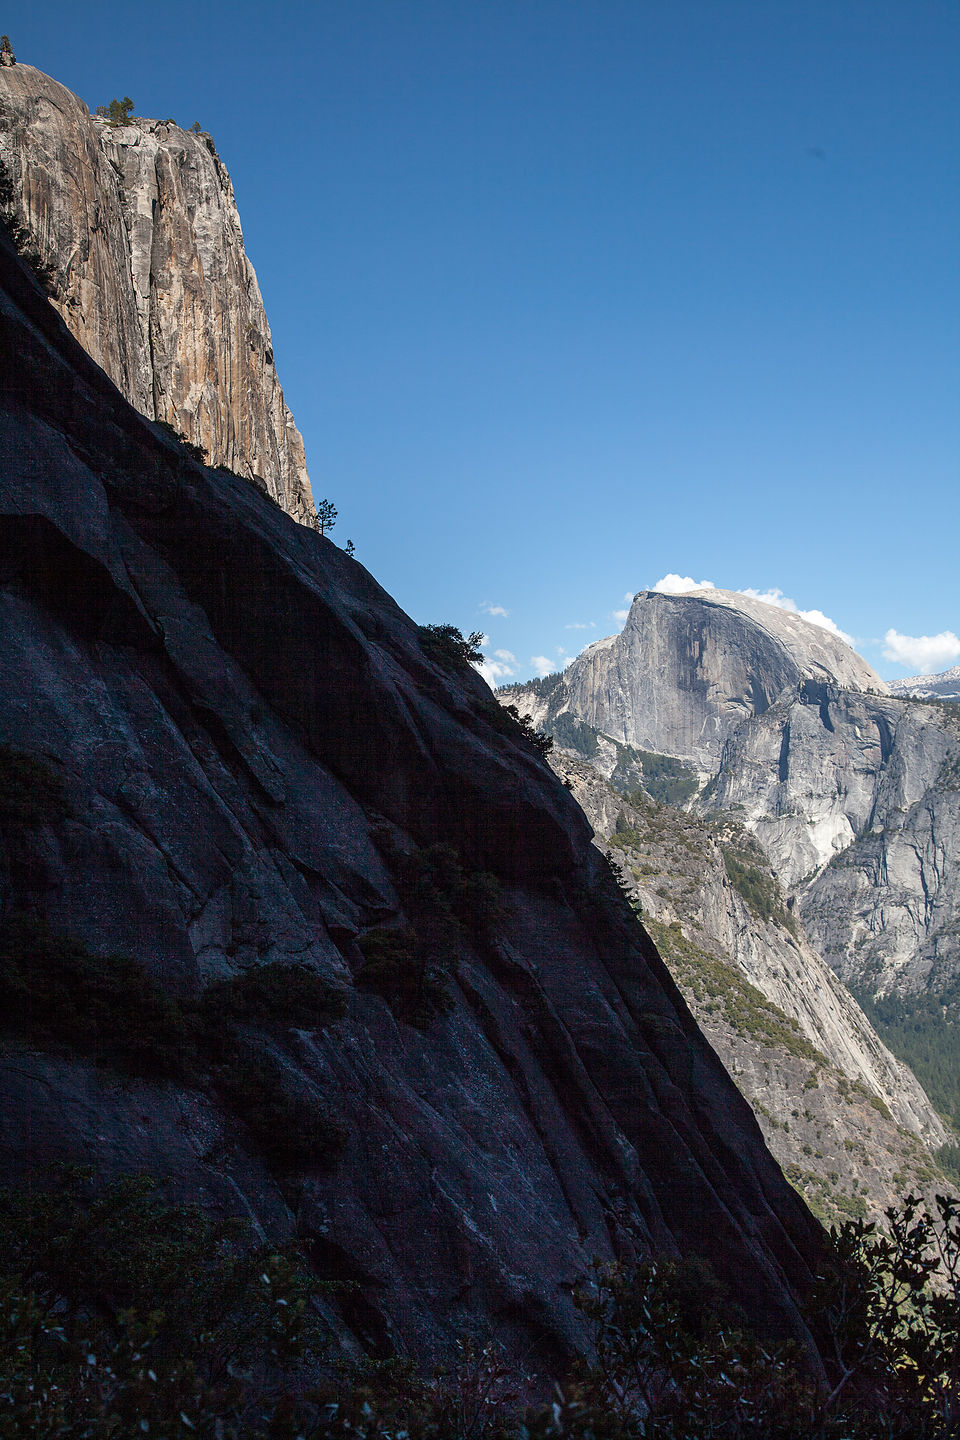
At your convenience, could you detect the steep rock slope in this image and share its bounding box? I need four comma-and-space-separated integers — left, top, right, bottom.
507, 589, 884, 773
558, 757, 948, 1226
0, 63, 314, 523
0, 234, 825, 1371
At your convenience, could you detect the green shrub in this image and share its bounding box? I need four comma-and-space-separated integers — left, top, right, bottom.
498, 669, 565, 700
356, 925, 452, 1026
722, 842, 797, 934
214, 1049, 346, 1169
0, 920, 348, 1172
478, 698, 554, 756
855, 983, 960, 1129
646, 916, 823, 1061
626, 747, 698, 808
0, 745, 68, 825
0, 1168, 325, 1435
106, 96, 135, 124
417, 622, 484, 670
0, 915, 194, 1078
549, 710, 600, 758
0, 161, 57, 294
2, 1169, 960, 1435
400, 842, 501, 928
200, 963, 346, 1034
155, 418, 206, 463
937, 1142, 960, 1185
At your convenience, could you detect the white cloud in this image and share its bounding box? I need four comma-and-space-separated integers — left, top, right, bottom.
475, 654, 516, 687
494, 648, 515, 662
652, 574, 716, 594
530, 655, 557, 677
565, 621, 596, 630
612, 609, 630, 623
479, 601, 509, 618
633, 572, 856, 645
737, 587, 852, 643
882, 629, 960, 674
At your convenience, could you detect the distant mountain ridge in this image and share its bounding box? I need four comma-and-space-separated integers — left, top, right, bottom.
888, 665, 960, 700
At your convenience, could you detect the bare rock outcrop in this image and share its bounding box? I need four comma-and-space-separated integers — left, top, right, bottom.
0, 63, 315, 523
0, 231, 826, 1372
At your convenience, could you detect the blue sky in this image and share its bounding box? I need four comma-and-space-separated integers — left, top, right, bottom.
7, 1, 959, 682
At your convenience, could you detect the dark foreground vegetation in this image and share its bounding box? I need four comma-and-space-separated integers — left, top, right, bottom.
0, 1169, 957, 1438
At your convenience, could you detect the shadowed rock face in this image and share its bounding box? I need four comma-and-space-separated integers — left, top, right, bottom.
0, 64, 314, 523
0, 233, 825, 1372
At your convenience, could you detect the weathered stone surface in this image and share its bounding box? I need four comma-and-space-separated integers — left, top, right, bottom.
0, 233, 825, 1372
0, 64, 315, 523
558, 756, 948, 1226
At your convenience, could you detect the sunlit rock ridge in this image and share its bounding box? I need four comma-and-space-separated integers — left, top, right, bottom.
0, 63, 314, 523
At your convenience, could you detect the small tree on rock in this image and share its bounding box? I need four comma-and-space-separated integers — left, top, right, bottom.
315, 499, 337, 537
0, 35, 16, 65
106, 96, 135, 125
345, 539, 356, 557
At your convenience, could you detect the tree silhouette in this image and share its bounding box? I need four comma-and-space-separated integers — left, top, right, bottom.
315, 499, 337, 537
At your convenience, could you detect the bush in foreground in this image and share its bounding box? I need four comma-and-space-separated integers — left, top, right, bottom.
0, 1176, 958, 1437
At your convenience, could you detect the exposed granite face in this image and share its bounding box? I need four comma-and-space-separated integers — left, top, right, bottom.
555, 756, 948, 1227
707, 687, 960, 1000
0, 234, 826, 1373
506, 590, 885, 773
0, 63, 315, 523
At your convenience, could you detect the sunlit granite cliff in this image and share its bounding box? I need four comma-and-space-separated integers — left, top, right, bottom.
0, 63, 314, 522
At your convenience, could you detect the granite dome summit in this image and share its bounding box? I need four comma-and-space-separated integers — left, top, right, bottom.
510, 586, 886, 773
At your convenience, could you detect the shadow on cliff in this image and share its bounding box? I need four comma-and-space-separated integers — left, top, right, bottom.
0, 227, 827, 1377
